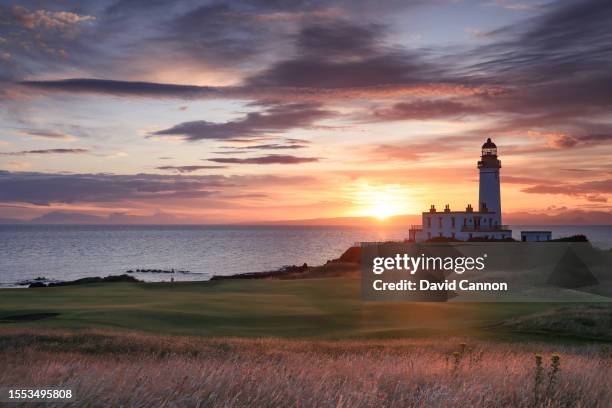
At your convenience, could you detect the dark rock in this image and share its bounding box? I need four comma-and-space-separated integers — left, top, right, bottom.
47, 274, 141, 287
210, 263, 309, 281
551, 234, 589, 242
329, 246, 361, 264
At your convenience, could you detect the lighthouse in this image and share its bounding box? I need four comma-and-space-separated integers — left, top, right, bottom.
409, 137, 512, 242
478, 138, 502, 227
407, 136, 553, 242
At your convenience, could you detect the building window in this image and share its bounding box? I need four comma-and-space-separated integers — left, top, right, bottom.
451, 217, 455, 228
469, 233, 473, 239
438, 217, 442, 228
427, 217, 431, 228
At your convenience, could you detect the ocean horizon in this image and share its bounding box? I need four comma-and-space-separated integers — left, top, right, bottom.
1, 224, 611, 287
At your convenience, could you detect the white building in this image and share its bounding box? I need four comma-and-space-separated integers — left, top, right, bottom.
410, 138, 512, 242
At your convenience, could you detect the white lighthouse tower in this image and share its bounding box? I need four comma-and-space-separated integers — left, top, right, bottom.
478, 138, 502, 226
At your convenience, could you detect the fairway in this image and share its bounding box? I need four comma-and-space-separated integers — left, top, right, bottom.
1, 278, 603, 340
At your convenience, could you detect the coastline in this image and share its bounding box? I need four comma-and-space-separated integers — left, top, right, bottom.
7, 236, 612, 288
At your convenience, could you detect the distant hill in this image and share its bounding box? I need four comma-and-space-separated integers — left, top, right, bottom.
249, 210, 612, 226
0, 211, 183, 225
504, 210, 612, 225
247, 214, 422, 226
31, 212, 107, 224
0, 209, 609, 225
0, 217, 26, 224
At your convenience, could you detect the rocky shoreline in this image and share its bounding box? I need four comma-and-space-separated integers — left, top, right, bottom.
16, 246, 362, 288
14, 237, 609, 288
20, 274, 142, 288
126, 268, 196, 274
209, 246, 361, 281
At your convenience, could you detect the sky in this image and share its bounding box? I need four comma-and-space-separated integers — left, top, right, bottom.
0, 0, 611, 224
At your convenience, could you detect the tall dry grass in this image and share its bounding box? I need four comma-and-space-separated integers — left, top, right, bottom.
0, 329, 610, 407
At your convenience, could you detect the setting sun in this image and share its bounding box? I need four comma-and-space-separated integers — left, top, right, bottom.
349, 183, 416, 220
369, 202, 398, 220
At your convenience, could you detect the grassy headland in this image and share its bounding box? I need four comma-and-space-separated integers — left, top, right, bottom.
1, 258, 611, 407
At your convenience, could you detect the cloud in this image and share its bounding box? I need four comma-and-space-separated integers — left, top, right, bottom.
18, 129, 76, 140
586, 195, 608, 203
154, 4, 274, 66
371, 99, 485, 121
474, 0, 612, 85
484, 0, 545, 12
244, 20, 447, 90
218, 138, 310, 151
454, 0, 612, 134
234, 143, 308, 150
18, 78, 487, 102
547, 133, 612, 149
0, 169, 321, 208
0, 5, 98, 79
501, 176, 549, 185
0, 148, 88, 156
10, 6, 95, 31
0, 171, 226, 205
366, 134, 482, 162
209, 155, 319, 165
153, 102, 333, 141
156, 165, 227, 173
112, 1, 433, 75
19, 78, 222, 98
521, 179, 612, 202
14, 17, 491, 101
368, 144, 422, 161
2, 0, 611, 222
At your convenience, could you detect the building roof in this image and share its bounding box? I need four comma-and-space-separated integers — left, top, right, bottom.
422, 210, 496, 215
482, 138, 496, 149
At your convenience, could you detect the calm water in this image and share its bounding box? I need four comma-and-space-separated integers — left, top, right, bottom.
0, 224, 610, 286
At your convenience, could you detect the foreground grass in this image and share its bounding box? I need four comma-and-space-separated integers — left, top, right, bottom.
3, 278, 609, 340
0, 329, 611, 407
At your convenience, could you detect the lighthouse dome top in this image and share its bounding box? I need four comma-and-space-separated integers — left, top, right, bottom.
481, 138, 498, 158
482, 138, 496, 149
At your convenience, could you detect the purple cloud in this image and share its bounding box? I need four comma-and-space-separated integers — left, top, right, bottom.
156, 165, 227, 173
209, 154, 319, 165
153, 103, 333, 141
0, 148, 88, 156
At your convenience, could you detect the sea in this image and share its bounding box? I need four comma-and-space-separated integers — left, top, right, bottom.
1, 224, 611, 287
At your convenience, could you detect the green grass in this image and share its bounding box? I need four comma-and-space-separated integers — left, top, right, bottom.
0, 278, 608, 340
